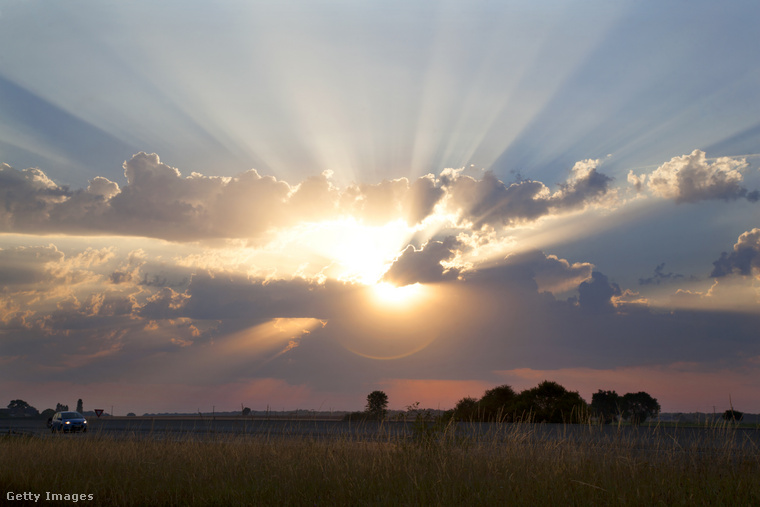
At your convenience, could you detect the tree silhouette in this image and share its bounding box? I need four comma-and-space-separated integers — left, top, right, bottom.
479, 385, 517, 422
452, 397, 479, 421
512, 381, 587, 423
76, 399, 84, 413
722, 409, 743, 422
591, 390, 621, 424
7, 399, 39, 417
365, 391, 389, 420
621, 392, 660, 424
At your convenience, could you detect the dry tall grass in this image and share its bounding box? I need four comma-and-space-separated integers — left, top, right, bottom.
2, 421, 758, 506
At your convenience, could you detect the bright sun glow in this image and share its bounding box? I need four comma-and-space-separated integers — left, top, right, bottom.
370, 282, 427, 308
271, 217, 416, 284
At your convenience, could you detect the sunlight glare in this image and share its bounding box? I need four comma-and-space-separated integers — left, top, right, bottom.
370, 282, 427, 309
274, 218, 415, 284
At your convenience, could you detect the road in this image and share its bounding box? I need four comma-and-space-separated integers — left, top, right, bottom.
3, 417, 759, 455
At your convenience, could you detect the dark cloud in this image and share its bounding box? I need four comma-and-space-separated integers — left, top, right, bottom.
441, 170, 552, 228
0, 164, 71, 230
505, 250, 593, 294
578, 271, 621, 313
440, 160, 613, 230
551, 159, 613, 209
459, 250, 593, 297
1, 243, 759, 397
710, 228, 760, 277
639, 263, 685, 285
180, 272, 364, 324
381, 236, 462, 286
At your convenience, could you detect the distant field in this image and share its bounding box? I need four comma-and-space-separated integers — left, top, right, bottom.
4, 416, 760, 449
2, 420, 759, 505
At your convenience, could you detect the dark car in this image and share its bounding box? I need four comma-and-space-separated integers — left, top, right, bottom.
50, 411, 87, 433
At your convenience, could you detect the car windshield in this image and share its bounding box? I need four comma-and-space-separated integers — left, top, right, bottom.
62, 412, 82, 420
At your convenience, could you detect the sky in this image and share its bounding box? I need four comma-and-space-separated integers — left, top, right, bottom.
1, 0, 759, 415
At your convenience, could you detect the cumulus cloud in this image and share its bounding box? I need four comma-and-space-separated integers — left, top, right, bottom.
0, 164, 71, 230
440, 159, 613, 230
138, 287, 191, 320
2, 154, 440, 241
4, 152, 760, 406
0, 153, 618, 242
338, 175, 447, 227
286, 170, 339, 222
523, 252, 593, 294
440, 169, 551, 228
110, 153, 295, 240
577, 271, 621, 313
552, 159, 615, 209
86, 176, 120, 199
340, 178, 409, 226
711, 228, 760, 278
637, 150, 758, 203
382, 236, 463, 286
627, 170, 647, 192
455, 249, 587, 296
1, 236, 759, 405
1, 154, 298, 240
109, 249, 147, 285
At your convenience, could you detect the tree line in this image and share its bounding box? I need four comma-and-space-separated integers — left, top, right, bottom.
3, 389, 747, 424
446, 382, 662, 424
1, 399, 86, 420
341, 381, 755, 425
343, 383, 666, 425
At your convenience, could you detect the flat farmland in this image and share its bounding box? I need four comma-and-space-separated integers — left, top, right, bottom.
2, 417, 759, 505
3, 416, 760, 452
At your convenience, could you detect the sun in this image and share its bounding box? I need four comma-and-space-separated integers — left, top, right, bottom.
338, 281, 437, 360
269, 217, 416, 284
370, 282, 427, 309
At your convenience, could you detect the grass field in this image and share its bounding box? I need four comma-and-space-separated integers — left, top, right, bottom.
2, 421, 758, 506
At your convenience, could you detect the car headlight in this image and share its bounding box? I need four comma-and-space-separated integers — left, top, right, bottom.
65, 421, 70, 424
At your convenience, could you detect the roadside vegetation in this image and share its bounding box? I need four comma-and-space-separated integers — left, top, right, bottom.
2, 384, 758, 505
2, 418, 759, 506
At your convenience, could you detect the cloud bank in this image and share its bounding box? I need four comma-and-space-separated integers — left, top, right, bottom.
2, 150, 759, 412
1, 152, 618, 243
